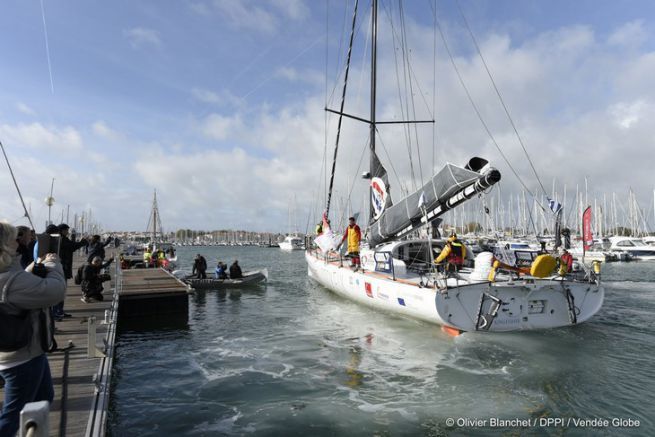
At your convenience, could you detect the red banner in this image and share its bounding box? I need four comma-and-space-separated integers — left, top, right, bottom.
582, 207, 593, 251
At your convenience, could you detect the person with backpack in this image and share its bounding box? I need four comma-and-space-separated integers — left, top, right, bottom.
80, 256, 114, 303
52, 224, 88, 320
0, 222, 66, 437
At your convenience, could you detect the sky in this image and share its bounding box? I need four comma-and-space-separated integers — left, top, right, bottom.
1, 0, 654, 234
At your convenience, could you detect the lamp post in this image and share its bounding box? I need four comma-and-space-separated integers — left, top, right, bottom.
45, 178, 55, 225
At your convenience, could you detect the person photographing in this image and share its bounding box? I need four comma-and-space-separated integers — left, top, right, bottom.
0, 222, 66, 436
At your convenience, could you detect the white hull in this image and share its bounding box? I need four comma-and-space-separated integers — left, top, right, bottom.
306, 251, 604, 332
279, 242, 303, 251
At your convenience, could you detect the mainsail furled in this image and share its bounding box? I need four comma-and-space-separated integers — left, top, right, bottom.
368, 157, 501, 247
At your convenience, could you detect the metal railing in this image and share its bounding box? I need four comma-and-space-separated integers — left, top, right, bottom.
373, 251, 396, 280
84, 258, 121, 437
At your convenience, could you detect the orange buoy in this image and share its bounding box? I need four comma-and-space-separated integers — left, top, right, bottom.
441, 325, 462, 337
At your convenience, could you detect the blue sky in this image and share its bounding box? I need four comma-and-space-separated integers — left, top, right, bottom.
1, 0, 655, 233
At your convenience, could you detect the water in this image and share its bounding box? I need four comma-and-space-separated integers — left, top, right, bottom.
108, 247, 655, 436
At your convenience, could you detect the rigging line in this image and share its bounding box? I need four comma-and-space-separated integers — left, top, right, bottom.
430, 0, 437, 173
375, 128, 404, 196
398, 0, 425, 186
40, 0, 55, 94
241, 34, 324, 100
383, 1, 417, 192
324, 0, 331, 214
354, 4, 372, 111
326, 1, 371, 109
398, 0, 422, 189
455, 0, 548, 198
434, 14, 538, 204
0, 141, 36, 229
325, 0, 360, 217
395, 2, 418, 192
346, 138, 369, 208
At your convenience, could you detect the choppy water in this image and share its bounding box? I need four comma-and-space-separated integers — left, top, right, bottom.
108, 247, 655, 436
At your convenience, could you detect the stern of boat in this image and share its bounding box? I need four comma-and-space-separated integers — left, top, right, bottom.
435, 278, 604, 332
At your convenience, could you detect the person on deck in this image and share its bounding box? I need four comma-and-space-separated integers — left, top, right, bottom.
156, 249, 166, 267
15, 226, 33, 269
192, 254, 207, 279
229, 260, 243, 279
559, 249, 574, 275
80, 256, 114, 303
143, 247, 153, 266
86, 235, 112, 263
53, 224, 87, 320
0, 223, 66, 437
340, 217, 361, 270
215, 262, 228, 280
315, 222, 323, 236
434, 233, 467, 272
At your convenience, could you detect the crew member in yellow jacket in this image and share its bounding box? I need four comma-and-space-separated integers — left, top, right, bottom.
435, 234, 467, 271
143, 248, 152, 267
340, 217, 362, 270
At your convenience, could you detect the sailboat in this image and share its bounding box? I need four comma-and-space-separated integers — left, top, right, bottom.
305, 0, 603, 333
279, 197, 304, 251
144, 190, 178, 268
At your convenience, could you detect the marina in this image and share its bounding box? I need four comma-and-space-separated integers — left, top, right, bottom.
0, 251, 189, 436
1, 0, 655, 435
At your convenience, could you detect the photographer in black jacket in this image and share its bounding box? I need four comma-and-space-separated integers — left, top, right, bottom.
80, 256, 113, 303
52, 224, 88, 319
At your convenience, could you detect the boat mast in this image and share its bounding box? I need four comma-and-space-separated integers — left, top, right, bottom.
153, 190, 157, 243
369, 0, 378, 222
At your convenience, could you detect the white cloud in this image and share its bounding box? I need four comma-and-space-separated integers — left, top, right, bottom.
92, 121, 122, 140
191, 88, 221, 104
274, 67, 323, 86
200, 113, 244, 140
271, 0, 309, 20
608, 20, 648, 47
123, 27, 162, 49
0, 122, 83, 152
190, 88, 244, 108
16, 102, 35, 116
609, 100, 651, 129
212, 0, 278, 34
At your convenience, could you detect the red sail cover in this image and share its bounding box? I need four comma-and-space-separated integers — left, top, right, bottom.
583, 207, 593, 251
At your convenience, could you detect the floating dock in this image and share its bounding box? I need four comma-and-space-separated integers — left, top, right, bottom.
0, 251, 190, 436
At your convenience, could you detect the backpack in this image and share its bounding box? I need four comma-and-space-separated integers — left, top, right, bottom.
0, 271, 33, 352
0, 307, 32, 352
74, 264, 85, 285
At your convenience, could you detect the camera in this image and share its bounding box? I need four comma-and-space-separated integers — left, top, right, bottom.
37, 233, 61, 258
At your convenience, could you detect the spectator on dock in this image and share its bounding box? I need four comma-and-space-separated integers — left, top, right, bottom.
81, 256, 114, 303
86, 234, 113, 263
192, 254, 207, 279
215, 261, 228, 280
53, 224, 88, 320
15, 225, 33, 269
229, 260, 243, 279
0, 222, 66, 437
